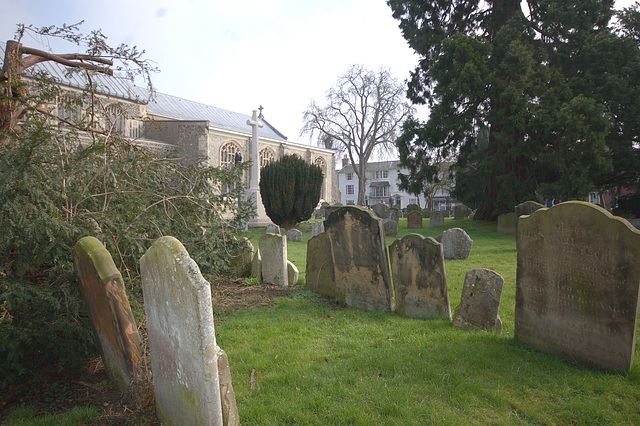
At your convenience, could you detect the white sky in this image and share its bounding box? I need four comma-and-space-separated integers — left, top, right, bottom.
1, 0, 637, 148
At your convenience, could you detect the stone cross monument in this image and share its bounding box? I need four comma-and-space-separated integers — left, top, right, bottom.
247, 110, 270, 226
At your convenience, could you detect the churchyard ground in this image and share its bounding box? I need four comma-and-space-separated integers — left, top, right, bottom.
3, 218, 640, 424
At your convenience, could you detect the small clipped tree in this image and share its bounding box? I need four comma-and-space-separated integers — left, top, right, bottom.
259, 155, 323, 229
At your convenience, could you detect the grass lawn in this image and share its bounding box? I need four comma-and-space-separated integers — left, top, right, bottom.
227, 217, 640, 425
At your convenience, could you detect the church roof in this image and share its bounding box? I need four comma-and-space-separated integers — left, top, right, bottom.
28, 61, 288, 141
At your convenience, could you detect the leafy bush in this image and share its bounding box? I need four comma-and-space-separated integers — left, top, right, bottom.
259, 155, 323, 228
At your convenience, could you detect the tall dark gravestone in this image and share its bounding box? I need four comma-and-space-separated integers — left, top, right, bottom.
515, 201, 640, 372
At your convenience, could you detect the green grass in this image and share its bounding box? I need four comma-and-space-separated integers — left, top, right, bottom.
231, 216, 640, 425
3, 405, 102, 425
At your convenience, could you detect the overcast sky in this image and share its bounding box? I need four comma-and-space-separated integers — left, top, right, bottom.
1, 0, 637, 148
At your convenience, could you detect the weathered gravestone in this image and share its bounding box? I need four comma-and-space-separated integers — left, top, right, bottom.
453, 268, 504, 333
259, 233, 288, 286
140, 236, 226, 425
430, 211, 445, 228
311, 221, 325, 237
389, 234, 451, 320
497, 212, 516, 235
406, 203, 421, 214
325, 206, 394, 312
387, 207, 401, 223
228, 237, 254, 273
287, 228, 303, 242
371, 202, 388, 219
441, 228, 473, 259
251, 250, 261, 280
216, 346, 240, 426
305, 232, 335, 297
515, 200, 544, 238
73, 236, 146, 398
383, 218, 398, 236
265, 224, 281, 235
516, 201, 640, 372
454, 204, 472, 220
407, 210, 423, 229
287, 260, 299, 285
323, 204, 342, 219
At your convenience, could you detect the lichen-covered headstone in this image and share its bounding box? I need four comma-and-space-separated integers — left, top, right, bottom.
387, 207, 401, 223
389, 234, 451, 320
311, 221, 325, 237
454, 205, 472, 220
287, 228, 303, 242
325, 206, 394, 312
497, 212, 516, 235
73, 236, 145, 397
430, 211, 445, 228
287, 260, 299, 285
383, 218, 398, 236
140, 236, 224, 425
441, 227, 473, 259
516, 201, 640, 372
259, 233, 288, 286
406, 203, 421, 214
228, 237, 254, 273
453, 268, 504, 333
305, 233, 335, 297
216, 346, 239, 426
372, 203, 388, 219
265, 224, 281, 235
515, 200, 544, 238
407, 210, 423, 229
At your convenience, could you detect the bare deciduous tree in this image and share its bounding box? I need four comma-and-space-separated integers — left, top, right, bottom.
302, 65, 414, 205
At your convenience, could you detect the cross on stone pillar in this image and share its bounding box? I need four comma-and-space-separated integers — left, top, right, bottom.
247, 109, 269, 226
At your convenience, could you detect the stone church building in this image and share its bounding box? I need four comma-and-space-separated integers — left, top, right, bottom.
32, 61, 338, 225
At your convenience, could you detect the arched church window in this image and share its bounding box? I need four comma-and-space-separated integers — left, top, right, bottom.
57, 94, 80, 123
221, 141, 242, 169
105, 104, 124, 134
259, 147, 275, 167
314, 157, 327, 200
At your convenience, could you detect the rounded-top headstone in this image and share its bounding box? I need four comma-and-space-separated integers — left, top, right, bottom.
287, 228, 303, 242
265, 224, 281, 235
441, 227, 473, 259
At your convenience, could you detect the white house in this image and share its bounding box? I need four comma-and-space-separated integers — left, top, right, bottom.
336, 156, 456, 210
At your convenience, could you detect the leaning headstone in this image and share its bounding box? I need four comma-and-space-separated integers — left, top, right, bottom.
259, 233, 288, 286
287, 260, 299, 285
140, 236, 224, 425
515, 200, 544, 238
383, 218, 398, 236
305, 233, 335, 297
371, 202, 388, 219
454, 205, 472, 220
441, 227, 473, 259
453, 268, 504, 333
389, 234, 451, 320
430, 211, 445, 228
287, 228, 303, 242
311, 221, 325, 237
73, 236, 146, 397
251, 250, 262, 280
216, 346, 240, 426
497, 212, 516, 235
407, 210, 423, 229
265, 224, 281, 235
516, 201, 640, 372
325, 206, 394, 312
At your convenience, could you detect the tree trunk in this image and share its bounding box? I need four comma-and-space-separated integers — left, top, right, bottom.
357, 162, 367, 205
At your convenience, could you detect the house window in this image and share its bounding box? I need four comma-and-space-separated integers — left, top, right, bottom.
346, 185, 354, 195
372, 186, 389, 197
346, 200, 355, 205
260, 147, 276, 167
374, 170, 389, 179
409, 198, 419, 205
347, 172, 353, 180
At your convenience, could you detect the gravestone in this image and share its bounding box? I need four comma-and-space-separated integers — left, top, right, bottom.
515, 200, 545, 238
389, 234, 451, 320
287, 228, 303, 242
265, 224, 281, 235
383, 218, 398, 236
324, 204, 342, 219
251, 250, 262, 280
371, 202, 388, 219
516, 201, 640, 372
73, 236, 146, 397
497, 212, 516, 235
453, 268, 504, 333
325, 206, 394, 312
441, 228, 473, 259
259, 233, 288, 286
422, 209, 431, 218
305, 233, 335, 297
407, 210, 423, 229
406, 203, 421, 214
387, 207, 401, 223
430, 211, 445, 228
287, 260, 299, 285
140, 236, 224, 425
311, 221, 325, 237
216, 346, 240, 426
454, 205, 472, 220
228, 237, 254, 273
314, 208, 325, 219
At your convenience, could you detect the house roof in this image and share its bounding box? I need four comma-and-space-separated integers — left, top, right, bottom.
28, 61, 288, 141
338, 160, 402, 174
